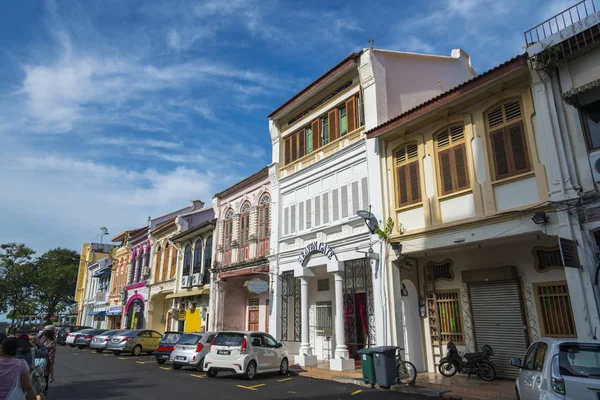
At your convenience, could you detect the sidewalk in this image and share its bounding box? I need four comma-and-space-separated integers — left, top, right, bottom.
290, 362, 516, 400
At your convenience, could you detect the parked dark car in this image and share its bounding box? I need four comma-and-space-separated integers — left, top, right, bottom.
57, 326, 93, 346
73, 329, 107, 349
155, 331, 183, 364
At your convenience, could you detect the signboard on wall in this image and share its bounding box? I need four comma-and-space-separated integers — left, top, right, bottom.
178, 310, 186, 320
244, 278, 269, 295
297, 241, 336, 267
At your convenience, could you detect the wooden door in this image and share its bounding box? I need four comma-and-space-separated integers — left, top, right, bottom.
248, 299, 259, 331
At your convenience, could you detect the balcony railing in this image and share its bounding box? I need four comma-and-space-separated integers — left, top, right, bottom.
525, 0, 597, 47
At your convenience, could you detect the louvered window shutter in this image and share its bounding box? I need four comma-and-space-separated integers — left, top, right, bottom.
284, 207, 289, 236
332, 189, 339, 221
438, 149, 454, 196
299, 201, 305, 231
361, 177, 368, 211
312, 119, 321, 150
315, 196, 321, 226
352, 181, 360, 214
341, 186, 349, 218
291, 133, 298, 162
507, 121, 530, 174
290, 205, 296, 234
490, 129, 510, 179
298, 128, 306, 159
328, 109, 339, 142
453, 144, 469, 190
284, 137, 291, 165
408, 162, 421, 203
346, 97, 357, 133
322, 193, 329, 224
306, 199, 312, 229
397, 165, 408, 206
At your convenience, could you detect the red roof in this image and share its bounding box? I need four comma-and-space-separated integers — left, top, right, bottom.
268, 52, 362, 119
366, 54, 529, 138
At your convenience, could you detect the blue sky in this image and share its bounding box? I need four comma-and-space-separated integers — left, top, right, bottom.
0, 0, 574, 255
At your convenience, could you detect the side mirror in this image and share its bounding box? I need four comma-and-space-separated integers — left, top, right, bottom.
277, 342, 283, 348
509, 358, 522, 368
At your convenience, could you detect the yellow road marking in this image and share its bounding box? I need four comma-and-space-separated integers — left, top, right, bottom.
351, 389, 363, 395
287, 391, 297, 394
160, 367, 170, 370
136, 361, 146, 364
278, 378, 292, 382
103, 354, 110, 357
119, 357, 127, 360
190, 374, 205, 378
236, 383, 265, 391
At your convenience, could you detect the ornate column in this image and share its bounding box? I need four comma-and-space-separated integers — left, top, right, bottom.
294, 267, 316, 366
328, 260, 354, 371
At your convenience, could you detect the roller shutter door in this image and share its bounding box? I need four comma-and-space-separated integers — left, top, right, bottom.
469, 280, 528, 379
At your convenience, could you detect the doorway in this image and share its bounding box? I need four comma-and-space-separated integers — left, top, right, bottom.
248, 299, 259, 331
343, 259, 375, 359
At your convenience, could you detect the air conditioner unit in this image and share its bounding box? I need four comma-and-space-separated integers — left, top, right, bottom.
181, 275, 189, 288
590, 151, 600, 182
192, 273, 200, 287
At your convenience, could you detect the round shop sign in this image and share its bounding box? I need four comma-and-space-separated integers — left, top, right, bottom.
244, 278, 269, 295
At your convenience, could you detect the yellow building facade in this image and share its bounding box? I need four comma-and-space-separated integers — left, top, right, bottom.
75, 243, 114, 325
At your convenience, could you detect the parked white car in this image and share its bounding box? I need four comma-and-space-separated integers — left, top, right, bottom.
510, 338, 600, 399
204, 331, 289, 380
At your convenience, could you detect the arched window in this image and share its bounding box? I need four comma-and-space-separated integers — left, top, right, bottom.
169, 246, 178, 279
203, 236, 213, 284
258, 194, 271, 239
224, 209, 234, 250
193, 239, 203, 275
434, 125, 469, 196
183, 244, 191, 276
239, 202, 251, 259
485, 99, 531, 180
161, 243, 170, 281
154, 245, 162, 284
395, 143, 421, 207
136, 249, 143, 283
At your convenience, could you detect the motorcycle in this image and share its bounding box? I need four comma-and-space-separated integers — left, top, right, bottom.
438, 341, 496, 381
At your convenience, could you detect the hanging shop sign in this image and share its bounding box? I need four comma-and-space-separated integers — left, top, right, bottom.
106, 306, 122, 316
244, 278, 269, 295
297, 241, 336, 267
178, 310, 186, 320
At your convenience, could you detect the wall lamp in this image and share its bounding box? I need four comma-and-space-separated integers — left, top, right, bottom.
390, 242, 403, 259
532, 211, 549, 225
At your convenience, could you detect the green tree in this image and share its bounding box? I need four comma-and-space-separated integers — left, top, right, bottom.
34, 247, 80, 325
0, 243, 36, 328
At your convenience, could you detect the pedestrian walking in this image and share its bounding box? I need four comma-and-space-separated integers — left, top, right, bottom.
38, 331, 55, 396
0, 337, 37, 400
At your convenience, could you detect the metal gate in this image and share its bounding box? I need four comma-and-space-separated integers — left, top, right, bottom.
343, 259, 376, 357
469, 280, 528, 379
281, 271, 301, 341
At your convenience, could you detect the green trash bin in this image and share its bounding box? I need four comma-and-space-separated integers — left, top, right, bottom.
357, 348, 376, 386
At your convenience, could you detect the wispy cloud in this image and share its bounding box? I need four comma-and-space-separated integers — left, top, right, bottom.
89, 137, 181, 149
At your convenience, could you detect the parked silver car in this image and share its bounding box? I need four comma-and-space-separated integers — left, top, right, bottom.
107, 329, 163, 356
170, 332, 217, 371
74, 329, 107, 349
90, 330, 124, 353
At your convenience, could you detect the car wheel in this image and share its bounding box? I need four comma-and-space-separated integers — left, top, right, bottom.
207, 369, 218, 378
157, 359, 166, 365
69, 344, 75, 347
59, 343, 66, 346
196, 358, 205, 372
113, 351, 121, 356
132, 345, 142, 356
245, 361, 257, 381
95, 348, 104, 353
172, 364, 182, 370
147, 351, 154, 356
279, 358, 289, 375
78, 345, 85, 349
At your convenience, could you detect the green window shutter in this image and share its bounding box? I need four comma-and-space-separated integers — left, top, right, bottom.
322, 116, 329, 145
306, 127, 313, 154
340, 106, 347, 135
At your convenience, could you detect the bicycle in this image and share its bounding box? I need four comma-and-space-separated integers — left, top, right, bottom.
395, 347, 417, 385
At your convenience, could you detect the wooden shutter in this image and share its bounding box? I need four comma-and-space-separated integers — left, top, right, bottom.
328, 109, 339, 142
312, 119, 321, 150
438, 149, 454, 195
408, 162, 421, 203
506, 121, 530, 174
346, 97, 357, 133
297, 128, 306, 159
453, 144, 469, 190
490, 129, 510, 179
291, 133, 298, 162
397, 165, 408, 206
284, 137, 291, 165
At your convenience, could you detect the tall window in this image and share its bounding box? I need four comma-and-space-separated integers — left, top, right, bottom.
239, 202, 251, 261
486, 99, 531, 180
306, 127, 313, 154
224, 209, 234, 250
193, 240, 203, 275
339, 105, 347, 136
435, 125, 470, 196
183, 244, 191, 276
258, 194, 271, 257
153, 246, 162, 284
322, 116, 329, 145
136, 250, 143, 283
169, 246, 177, 279
582, 99, 600, 150
395, 143, 421, 207
534, 282, 577, 337
203, 236, 212, 284
161, 244, 169, 281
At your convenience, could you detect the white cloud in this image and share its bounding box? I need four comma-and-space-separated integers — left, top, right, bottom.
403, 37, 436, 54
89, 137, 181, 149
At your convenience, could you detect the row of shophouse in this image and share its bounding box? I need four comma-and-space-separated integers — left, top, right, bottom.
74, 2, 600, 380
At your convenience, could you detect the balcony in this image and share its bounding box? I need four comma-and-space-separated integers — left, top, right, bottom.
525, 0, 600, 59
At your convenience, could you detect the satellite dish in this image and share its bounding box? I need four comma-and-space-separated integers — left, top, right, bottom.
356, 209, 379, 234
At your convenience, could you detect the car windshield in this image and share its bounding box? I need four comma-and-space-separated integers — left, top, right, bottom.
161, 333, 182, 343
559, 343, 600, 378
118, 330, 139, 337
213, 333, 244, 347
177, 334, 201, 345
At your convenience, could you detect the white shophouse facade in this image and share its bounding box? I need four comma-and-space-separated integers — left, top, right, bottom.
267, 48, 475, 370
82, 257, 113, 329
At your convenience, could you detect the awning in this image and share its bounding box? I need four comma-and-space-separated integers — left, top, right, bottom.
165, 288, 209, 300
563, 78, 600, 106
87, 310, 106, 316
92, 267, 112, 278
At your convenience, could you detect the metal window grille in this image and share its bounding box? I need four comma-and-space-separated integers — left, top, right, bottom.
316, 301, 332, 337
536, 248, 563, 270
431, 291, 464, 343
536, 283, 577, 337
281, 271, 301, 342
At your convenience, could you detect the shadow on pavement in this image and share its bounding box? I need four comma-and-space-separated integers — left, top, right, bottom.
48, 377, 154, 400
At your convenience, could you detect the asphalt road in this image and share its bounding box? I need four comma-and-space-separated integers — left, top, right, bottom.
46, 346, 431, 400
